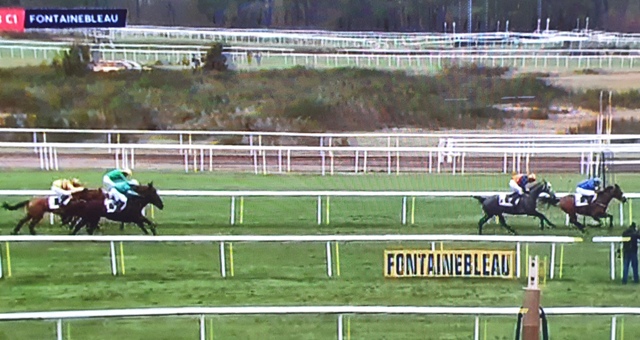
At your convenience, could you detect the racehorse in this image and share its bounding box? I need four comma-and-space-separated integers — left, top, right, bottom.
66, 182, 164, 236
473, 180, 557, 235
3, 188, 105, 235
554, 184, 626, 231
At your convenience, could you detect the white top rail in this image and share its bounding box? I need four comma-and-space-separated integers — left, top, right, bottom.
592, 237, 631, 242
1, 190, 638, 199
0, 234, 583, 243
0, 306, 639, 321
3, 127, 639, 140
0, 141, 637, 154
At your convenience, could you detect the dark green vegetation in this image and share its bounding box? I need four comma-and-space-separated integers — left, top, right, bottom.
0, 65, 568, 132
5, 0, 640, 32
0, 170, 639, 339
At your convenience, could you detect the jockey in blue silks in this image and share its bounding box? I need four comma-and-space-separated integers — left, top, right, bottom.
576, 177, 602, 204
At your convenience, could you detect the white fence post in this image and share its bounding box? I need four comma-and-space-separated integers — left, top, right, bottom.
219, 242, 226, 278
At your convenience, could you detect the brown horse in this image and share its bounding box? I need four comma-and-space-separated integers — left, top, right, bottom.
555, 184, 626, 231
3, 188, 105, 235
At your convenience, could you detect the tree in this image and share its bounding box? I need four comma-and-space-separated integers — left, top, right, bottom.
203, 42, 228, 71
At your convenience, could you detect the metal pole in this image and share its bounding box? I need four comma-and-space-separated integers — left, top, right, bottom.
110, 241, 117, 276
219, 242, 226, 278
550, 243, 556, 279
326, 242, 333, 277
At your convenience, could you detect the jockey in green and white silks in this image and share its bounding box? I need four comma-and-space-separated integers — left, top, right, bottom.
102, 168, 138, 211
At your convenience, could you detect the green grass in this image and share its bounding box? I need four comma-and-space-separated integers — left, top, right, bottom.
0, 170, 639, 339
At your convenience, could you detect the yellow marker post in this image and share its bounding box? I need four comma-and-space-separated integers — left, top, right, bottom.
239, 197, 244, 224
229, 243, 234, 277
542, 256, 548, 287
410, 197, 416, 225
119, 242, 125, 275
209, 318, 213, 340
346, 316, 351, 340
621, 317, 625, 340
559, 245, 564, 279
483, 319, 487, 340
151, 205, 155, 219
335, 242, 341, 277
440, 242, 444, 251
325, 196, 330, 225
67, 321, 71, 340
5, 242, 11, 278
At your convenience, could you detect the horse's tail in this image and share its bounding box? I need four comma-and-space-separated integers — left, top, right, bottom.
2, 200, 30, 211
473, 196, 486, 204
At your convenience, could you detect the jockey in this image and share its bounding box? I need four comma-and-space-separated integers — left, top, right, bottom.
576, 177, 602, 204
51, 178, 84, 206
509, 173, 537, 201
102, 168, 138, 211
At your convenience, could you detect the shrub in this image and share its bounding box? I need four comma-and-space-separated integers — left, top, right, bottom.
52, 44, 91, 77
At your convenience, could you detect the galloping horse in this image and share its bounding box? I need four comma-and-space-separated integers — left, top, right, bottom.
66, 183, 164, 236
555, 184, 626, 231
473, 180, 557, 235
3, 188, 105, 235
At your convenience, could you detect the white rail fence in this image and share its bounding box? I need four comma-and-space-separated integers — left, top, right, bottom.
592, 236, 637, 281
4, 43, 640, 70
2, 140, 640, 175
0, 305, 637, 340
0, 190, 635, 227
0, 235, 581, 280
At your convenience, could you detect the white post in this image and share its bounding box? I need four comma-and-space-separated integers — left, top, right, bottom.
107, 133, 111, 152
337, 314, 344, 340
363, 150, 368, 173
565, 214, 570, 227
219, 242, 226, 278
322, 148, 326, 176
317, 196, 322, 225
354, 150, 359, 173
620, 203, 624, 226
326, 242, 333, 277
199, 315, 206, 340
428, 151, 432, 173
230, 196, 236, 225
611, 316, 617, 340
110, 241, 117, 276
184, 152, 189, 173
49, 147, 55, 170
53, 148, 59, 171
200, 149, 204, 172
503, 153, 507, 173
287, 150, 291, 172
550, 243, 556, 279
610, 242, 615, 280
401, 196, 407, 225
461, 153, 465, 175
278, 150, 282, 173
0, 242, 3, 279
253, 147, 259, 175
262, 150, 267, 175
39, 147, 44, 170
474, 316, 479, 340
49, 212, 54, 225
57, 319, 63, 340
209, 148, 213, 171
516, 242, 521, 278
387, 137, 392, 174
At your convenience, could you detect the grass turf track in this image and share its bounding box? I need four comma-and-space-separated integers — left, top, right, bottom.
0, 170, 639, 340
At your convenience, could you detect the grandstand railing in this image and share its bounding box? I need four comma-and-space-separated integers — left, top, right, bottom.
0, 305, 636, 340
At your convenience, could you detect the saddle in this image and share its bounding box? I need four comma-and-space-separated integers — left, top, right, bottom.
575, 194, 596, 207
104, 197, 126, 213
499, 193, 521, 207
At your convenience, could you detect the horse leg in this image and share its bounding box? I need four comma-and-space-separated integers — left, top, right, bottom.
568, 214, 586, 233
533, 211, 556, 229
27, 217, 43, 235
478, 214, 492, 235
498, 214, 517, 235
70, 218, 87, 235
605, 213, 614, 228
11, 215, 31, 235
120, 222, 125, 231
135, 220, 150, 235
140, 216, 158, 235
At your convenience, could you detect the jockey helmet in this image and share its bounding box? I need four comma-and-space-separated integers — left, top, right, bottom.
71, 178, 82, 186
122, 168, 132, 177
528, 173, 537, 181
594, 177, 602, 184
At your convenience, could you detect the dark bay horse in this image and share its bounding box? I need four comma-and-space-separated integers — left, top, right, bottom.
555, 184, 626, 231
66, 183, 164, 236
3, 188, 105, 235
473, 181, 557, 235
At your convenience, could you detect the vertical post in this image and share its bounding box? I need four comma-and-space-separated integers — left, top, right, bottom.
428, 151, 433, 173
354, 151, 359, 173
363, 151, 368, 173
57, 319, 63, 340
253, 145, 259, 175
230, 196, 236, 225
401, 196, 407, 225
387, 137, 392, 174
317, 196, 322, 225
209, 148, 213, 171
109, 241, 117, 276
321, 137, 326, 176
337, 314, 344, 340
219, 242, 226, 278
326, 242, 333, 277
474, 316, 480, 340
620, 203, 624, 226
200, 315, 206, 340
522, 256, 541, 340
184, 152, 189, 173
550, 243, 556, 279
287, 150, 291, 173
262, 150, 267, 175
611, 316, 617, 340
516, 242, 521, 278
396, 137, 400, 175
278, 150, 282, 173
610, 242, 615, 280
